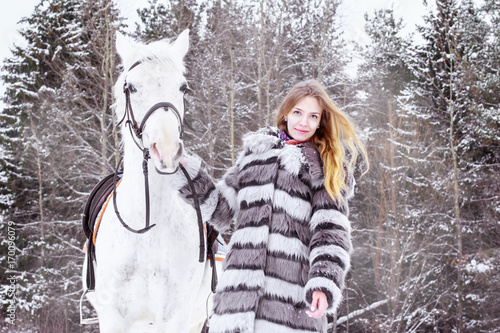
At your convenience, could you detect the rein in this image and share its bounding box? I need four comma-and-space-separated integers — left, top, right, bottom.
112, 58, 205, 262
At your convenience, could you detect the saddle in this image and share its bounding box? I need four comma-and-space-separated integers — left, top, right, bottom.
82, 172, 221, 292
82, 173, 122, 241
82, 173, 122, 291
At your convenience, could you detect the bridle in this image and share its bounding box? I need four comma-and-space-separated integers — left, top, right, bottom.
112, 57, 206, 262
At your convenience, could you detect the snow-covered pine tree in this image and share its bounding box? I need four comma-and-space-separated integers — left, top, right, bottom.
0, 0, 84, 330
40, 0, 125, 186
413, 1, 467, 330
448, 1, 500, 330
1, 0, 81, 227
1, 0, 124, 331
279, 0, 349, 97
134, 0, 200, 42
406, 0, 500, 331
344, 8, 441, 332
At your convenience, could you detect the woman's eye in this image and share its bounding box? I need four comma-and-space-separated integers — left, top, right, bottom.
180, 83, 188, 94
293, 110, 301, 115
311, 114, 318, 119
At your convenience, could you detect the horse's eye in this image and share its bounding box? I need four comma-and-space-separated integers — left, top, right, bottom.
127, 84, 137, 93
180, 83, 188, 94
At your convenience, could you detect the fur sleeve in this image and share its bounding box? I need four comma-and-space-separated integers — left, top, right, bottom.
304, 183, 353, 315
205, 164, 239, 234
177, 155, 240, 234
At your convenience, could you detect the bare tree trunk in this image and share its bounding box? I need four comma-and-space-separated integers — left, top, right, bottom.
446, 36, 463, 333
375, 183, 385, 284
257, 0, 264, 126
29, 113, 45, 265
449, 97, 464, 333
100, 22, 110, 175
229, 46, 235, 165
387, 84, 401, 321
101, 10, 118, 172
275, 6, 283, 122
316, 1, 329, 80
207, 59, 215, 176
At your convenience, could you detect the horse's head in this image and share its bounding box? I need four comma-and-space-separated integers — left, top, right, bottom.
114, 30, 189, 174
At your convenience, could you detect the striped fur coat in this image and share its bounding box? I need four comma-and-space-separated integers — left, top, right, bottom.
179, 127, 354, 333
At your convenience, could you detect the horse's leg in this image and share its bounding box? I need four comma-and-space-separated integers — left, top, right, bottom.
152, 263, 206, 332
152, 285, 190, 332
95, 288, 144, 333
92, 265, 138, 333
188, 262, 215, 332
189, 321, 206, 333
92, 289, 135, 333
187, 259, 225, 332
92, 293, 133, 333
97, 310, 133, 333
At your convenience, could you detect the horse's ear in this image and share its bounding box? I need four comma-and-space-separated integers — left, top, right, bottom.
171, 29, 190, 62
115, 32, 135, 65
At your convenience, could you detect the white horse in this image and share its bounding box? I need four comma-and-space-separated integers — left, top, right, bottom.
82, 30, 216, 333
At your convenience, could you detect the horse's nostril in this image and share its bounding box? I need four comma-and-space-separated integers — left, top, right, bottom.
151, 143, 159, 158
175, 142, 183, 160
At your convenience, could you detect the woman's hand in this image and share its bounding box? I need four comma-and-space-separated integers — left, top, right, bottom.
306, 291, 328, 318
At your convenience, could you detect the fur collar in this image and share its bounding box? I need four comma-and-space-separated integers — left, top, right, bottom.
242, 127, 324, 181
242, 127, 281, 154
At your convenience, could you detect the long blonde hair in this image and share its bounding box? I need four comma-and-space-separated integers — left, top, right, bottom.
275, 79, 368, 199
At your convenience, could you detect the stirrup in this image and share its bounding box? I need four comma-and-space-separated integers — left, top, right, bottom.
80, 289, 99, 325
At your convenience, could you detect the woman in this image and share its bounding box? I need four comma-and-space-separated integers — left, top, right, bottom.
179, 79, 368, 333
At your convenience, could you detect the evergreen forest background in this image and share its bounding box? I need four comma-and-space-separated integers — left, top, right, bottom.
0, 0, 499, 332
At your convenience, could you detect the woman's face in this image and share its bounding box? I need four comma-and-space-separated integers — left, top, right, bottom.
286, 96, 322, 141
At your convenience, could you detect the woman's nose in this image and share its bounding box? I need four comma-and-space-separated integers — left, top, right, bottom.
299, 116, 308, 126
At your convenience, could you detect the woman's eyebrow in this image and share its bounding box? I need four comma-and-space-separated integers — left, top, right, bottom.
292, 107, 320, 115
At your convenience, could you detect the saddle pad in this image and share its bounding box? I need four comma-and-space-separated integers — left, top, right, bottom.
82, 173, 122, 239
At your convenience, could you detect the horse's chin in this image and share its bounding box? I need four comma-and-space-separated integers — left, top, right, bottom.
153, 158, 180, 174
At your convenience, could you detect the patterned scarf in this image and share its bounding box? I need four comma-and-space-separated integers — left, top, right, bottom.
279, 130, 310, 146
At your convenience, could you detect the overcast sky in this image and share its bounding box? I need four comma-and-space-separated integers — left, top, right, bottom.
0, 0, 433, 105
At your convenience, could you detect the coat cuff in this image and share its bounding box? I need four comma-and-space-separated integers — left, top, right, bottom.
304, 276, 343, 314
175, 155, 219, 220
169, 155, 202, 190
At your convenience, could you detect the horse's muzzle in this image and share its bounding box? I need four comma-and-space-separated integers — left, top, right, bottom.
151, 141, 184, 172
